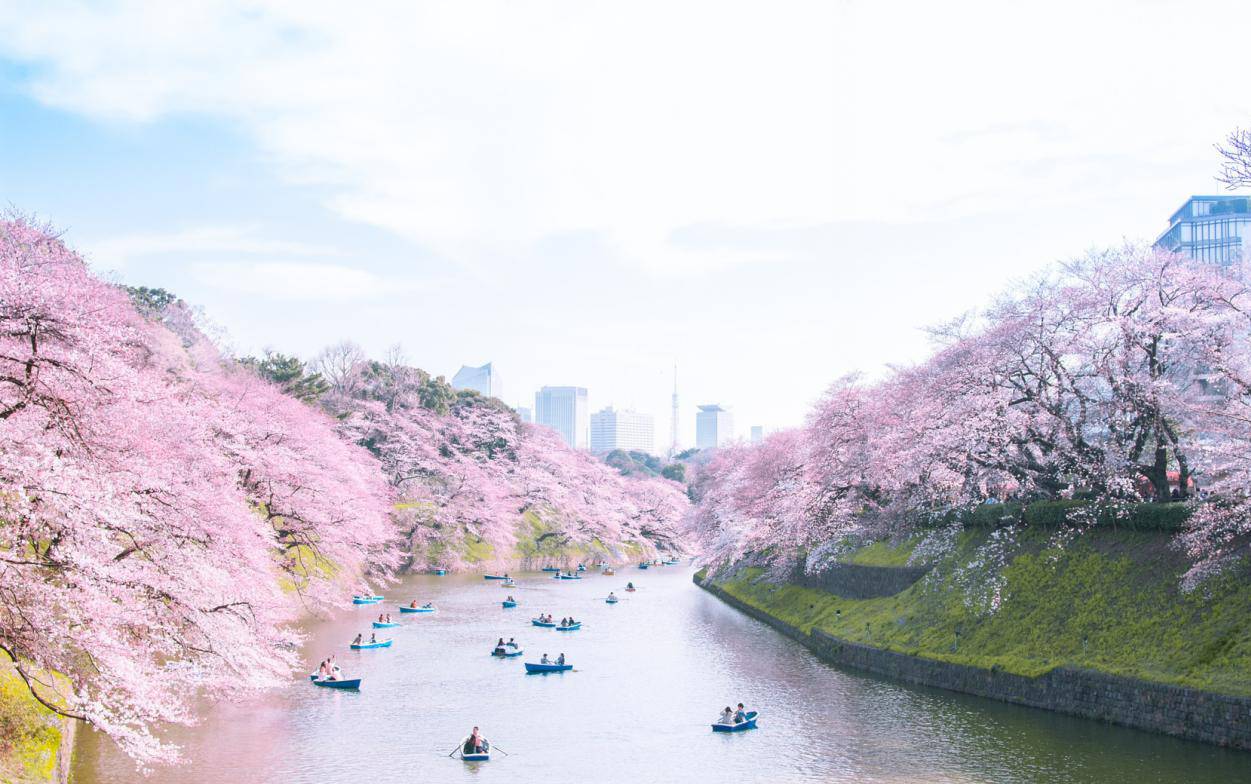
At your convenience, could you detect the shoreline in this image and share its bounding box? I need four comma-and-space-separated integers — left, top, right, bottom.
695, 572, 1251, 751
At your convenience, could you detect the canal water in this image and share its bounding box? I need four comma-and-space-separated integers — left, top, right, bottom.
74, 566, 1250, 783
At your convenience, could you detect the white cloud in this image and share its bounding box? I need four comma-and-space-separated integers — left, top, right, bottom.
86, 225, 338, 272
189, 260, 422, 302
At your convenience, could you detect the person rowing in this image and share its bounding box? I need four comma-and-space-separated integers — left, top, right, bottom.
540, 653, 550, 664
464, 726, 487, 755
608, 591, 617, 600
409, 599, 418, 608
507, 637, 517, 647
734, 703, 747, 723
557, 652, 565, 665
377, 612, 385, 623
506, 595, 516, 602
626, 582, 635, 591
352, 633, 363, 646
369, 632, 377, 644
560, 617, 569, 627
717, 706, 733, 725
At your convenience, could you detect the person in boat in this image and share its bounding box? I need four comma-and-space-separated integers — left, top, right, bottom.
626, 582, 635, 590
734, 703, 747, 723
507, 637, 517, 647
540, 653, 550, 664
465, 726, 485, 754
369, 632, 377, 644
409, 599, 418, 608
352, 633, 363, 646
557, 652, 565, 665
386, 613, 392, 623
567, 617, 576, 625
423, 602, 433, 608
560, 617, 568, 627
506, 595, 515, 602
718, 706, 733, 725
378, 613, 385, 623
608, 591, 617, 600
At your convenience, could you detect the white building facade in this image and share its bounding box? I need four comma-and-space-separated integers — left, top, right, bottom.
590, 407, 655, 454
696, 404, 734, 449
451, 362, 503, 399
535, 386, 589, 449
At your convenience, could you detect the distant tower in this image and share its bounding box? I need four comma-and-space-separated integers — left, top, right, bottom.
669, 362, 679, 457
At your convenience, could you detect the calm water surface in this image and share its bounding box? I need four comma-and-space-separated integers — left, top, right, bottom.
74, 566, 1251, 783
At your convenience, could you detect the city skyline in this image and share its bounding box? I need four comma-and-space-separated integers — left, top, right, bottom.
3, 2, 1249, 436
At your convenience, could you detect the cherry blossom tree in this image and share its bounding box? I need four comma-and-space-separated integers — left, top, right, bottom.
0, 218, 395, 764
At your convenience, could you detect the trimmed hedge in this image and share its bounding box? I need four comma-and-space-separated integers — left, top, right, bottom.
953, 500, 1191, 531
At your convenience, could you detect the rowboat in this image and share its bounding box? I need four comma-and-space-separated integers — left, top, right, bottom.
352, 595, 383, 604
491, 646, 524, 657
625, 587, 637, 592
500, 580, 516, 587
483, 574, 509, 580
711, 711, 758, 732
433, 569, 446, 575
637, 563, 649, 570
555, 622, 582, 631
532, 619, 556, 627
372, 621, 400, 628
525, 662, 572, 673
350, 638, 393, 650
602, 568, 616, 576
605, 597, 619, 604
556, 574, 581, 580
311, 676, 361, 690
541, 567, 561, 572
399, 605, 435, 613
576, 564, 586, 571
460, 747, 490, 762
502, 600, 517, 608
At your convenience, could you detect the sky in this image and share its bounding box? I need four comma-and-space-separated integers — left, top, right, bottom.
1, 0, 1249, 451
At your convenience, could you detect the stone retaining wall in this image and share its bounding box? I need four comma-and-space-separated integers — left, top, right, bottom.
696, 574, 1251, 751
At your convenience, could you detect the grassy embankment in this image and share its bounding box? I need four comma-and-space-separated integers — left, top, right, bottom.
410, 506, 647, 570
704, 526, 1251, 695
0, 662, 69, 784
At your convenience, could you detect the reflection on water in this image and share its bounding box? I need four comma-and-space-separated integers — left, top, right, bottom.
74, 567, 1250, 783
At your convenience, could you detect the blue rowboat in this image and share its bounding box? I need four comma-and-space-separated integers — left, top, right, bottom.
500, 580, 516, 587
556, 574, 581, 580
460, 749, 490, 762
532, 619, 556, 628
350, 638, 393, 649
399, 605, 435, 613
525, 662, 572, 673
576, 564, 586, 571
490, 646, 524, 657
311, 677, 361, 690
483, 574, 509, 580
541, 567, 561, 572
352, 595, 383, 604
605, 597, 619, 604
502, 600, 517, 608
637, 563, 649, 570
372, 621, 400, 628
711, 711, 758, 732
555, 622, 582, 631
434, 569, 446, 575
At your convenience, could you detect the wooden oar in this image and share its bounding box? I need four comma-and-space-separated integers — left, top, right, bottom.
492, 744, 511, 756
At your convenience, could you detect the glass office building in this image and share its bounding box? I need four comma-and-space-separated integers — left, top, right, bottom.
535, 386, 589, 449
1155, 196, 1251, 266
590, 407, 655, 454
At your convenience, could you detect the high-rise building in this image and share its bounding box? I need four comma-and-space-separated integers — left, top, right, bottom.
535, 386, 589, 449
669, 363, 680, 457
516, 406, 533, 424
1155, 195, 1251, 266
695, 404, 734, 449
590, 407, 655, 454
451, 362, 503, 398
750, 425, 764, 444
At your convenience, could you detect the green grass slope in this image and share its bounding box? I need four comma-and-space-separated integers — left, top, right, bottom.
707, 527, 1251, 695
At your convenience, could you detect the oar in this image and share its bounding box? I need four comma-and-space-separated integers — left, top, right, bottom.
447, 744, 461, 758
492, 744, 511, 756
